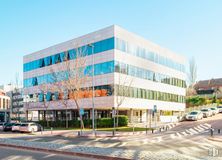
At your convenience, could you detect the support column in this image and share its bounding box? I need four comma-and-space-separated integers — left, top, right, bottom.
4, 112, 7, 122
146, 109, 149, 126
25, 110, 28, 122
130, 108, 133, 123
38, 111, 40, 121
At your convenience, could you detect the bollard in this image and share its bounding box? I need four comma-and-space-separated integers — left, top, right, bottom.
152, 128, 154, 134
112, 130, 115, 136
218, 129, 220, 134
78, 131, 80, 136
51, 127, 53, 135
210, 128, 214, 137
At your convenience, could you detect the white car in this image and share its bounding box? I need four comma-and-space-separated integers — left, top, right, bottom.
217, 106, 222, 113
210, 107, 218, 115
11, 123, 21, 132
186, 111, 203, 121
201, 108, 211, 118
19, 123, 42, 133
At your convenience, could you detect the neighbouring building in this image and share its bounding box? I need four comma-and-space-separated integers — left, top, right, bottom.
194, 78, 222, 99
23, 25, 186, 124
0, 89, 10, 122
0, 84, 25, 121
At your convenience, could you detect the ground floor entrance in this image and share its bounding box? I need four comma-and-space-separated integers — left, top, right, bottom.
26, 108, 183, 128
0, 111, 10, 122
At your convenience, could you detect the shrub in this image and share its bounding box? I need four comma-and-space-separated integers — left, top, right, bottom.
37, 115, 128, 128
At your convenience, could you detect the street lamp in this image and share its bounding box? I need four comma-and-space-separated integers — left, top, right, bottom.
88, 44, 95, 135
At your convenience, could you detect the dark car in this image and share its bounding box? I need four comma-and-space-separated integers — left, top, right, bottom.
3, 123, 15, 132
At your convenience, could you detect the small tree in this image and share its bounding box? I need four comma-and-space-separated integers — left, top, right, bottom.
51, 46, 89, 130
38, 84, 53, 127
114, 64, 133, 129
188, 57, 197, 87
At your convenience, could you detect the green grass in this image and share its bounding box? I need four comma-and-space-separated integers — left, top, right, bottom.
97, 127, 152, 132
43, 127, 152, 132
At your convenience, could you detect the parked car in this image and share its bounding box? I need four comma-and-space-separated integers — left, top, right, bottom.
19, 123, 43, 133
217, 106, 222, 113
178, 113, 187, 122
3, 123, 15, 132
210, 107, 218, 115
0, 122, 6, 131
201, 108, 211, 118
186, 111, 203, 121
11, 123, 21, 132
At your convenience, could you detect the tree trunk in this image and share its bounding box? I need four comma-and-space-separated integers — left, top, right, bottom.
74, 100, 84, 130
66, 108, 68, 128
116, 109, 119, 129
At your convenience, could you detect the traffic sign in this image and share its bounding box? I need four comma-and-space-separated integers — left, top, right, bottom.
79, 108, 84, 115
153, 105, 157, 113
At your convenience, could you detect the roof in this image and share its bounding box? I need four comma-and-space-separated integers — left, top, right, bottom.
194, 78, 222, 90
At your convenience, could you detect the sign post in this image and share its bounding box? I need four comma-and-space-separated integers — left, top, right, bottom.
153, 105, 157, 128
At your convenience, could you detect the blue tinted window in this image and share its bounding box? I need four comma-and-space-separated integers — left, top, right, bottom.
24, 37, 115, 72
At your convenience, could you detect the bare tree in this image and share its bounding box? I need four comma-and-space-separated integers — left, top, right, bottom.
114, 64, 133, 129
38, 84, 54, 127
188, 57, 197, 87
51, 47, 89, 130
12, 73, 22, 122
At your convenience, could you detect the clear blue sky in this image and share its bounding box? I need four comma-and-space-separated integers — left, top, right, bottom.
0, 0, 221, 85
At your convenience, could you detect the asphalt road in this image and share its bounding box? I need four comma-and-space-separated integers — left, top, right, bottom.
0, 146, 96, 160
0, 114, 222, 159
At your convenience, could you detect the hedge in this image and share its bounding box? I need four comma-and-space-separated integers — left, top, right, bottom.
37, 115, 128, 128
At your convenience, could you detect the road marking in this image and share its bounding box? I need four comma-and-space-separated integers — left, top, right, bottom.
204, 123, 211, 127
193, 127, 202, 132
181, 132, 188, 136
185, 130, 193, 135
176, 132, 182, 138
189, 128, 198, 134
200, 124, 210, 129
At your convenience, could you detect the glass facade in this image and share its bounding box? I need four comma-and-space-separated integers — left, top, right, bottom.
23, 37, 115, 72
115, 38, 185, 72
28, 84, 184, 104
115, 61, 186, 88
31, 85, 113, 102
24, 61, 114, 88
115, 85, 185, 103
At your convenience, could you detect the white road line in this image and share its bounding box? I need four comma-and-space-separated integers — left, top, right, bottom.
181, 131, 188, 136
200, 124, 210, 129
189, 128, 198, 134
193, 127, 202, 132
176, 132, 182, 138
185, 130, 193, 135
204, 123, 211, 127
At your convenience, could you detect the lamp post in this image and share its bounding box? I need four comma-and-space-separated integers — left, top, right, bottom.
88, 44, 95, 135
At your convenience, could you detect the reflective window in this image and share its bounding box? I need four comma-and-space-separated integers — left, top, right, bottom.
115, 37, 185, 72
24, 37, 115, 72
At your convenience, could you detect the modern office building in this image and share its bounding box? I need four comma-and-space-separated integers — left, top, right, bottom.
0, 89, 10, 122
23, 25, 186, 124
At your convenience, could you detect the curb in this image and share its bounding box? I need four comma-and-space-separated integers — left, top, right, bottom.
0, 143, 129, 160
208, 137, 222, 142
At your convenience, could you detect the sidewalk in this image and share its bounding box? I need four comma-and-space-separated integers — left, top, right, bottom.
0, 138, 198, 160
32, 122, 179, 138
